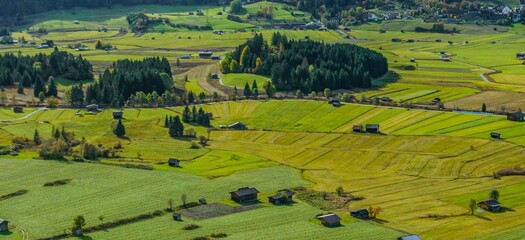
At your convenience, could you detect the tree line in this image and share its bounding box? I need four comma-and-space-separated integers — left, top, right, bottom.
0, 49, 93, 96
221, 33, 388, 92
80, 57, 173, 106
0, 0, 229, 18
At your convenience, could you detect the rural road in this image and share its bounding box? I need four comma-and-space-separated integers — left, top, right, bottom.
451, 59, 497, 84
0, 107, 47, 122
16, 225, 29, 240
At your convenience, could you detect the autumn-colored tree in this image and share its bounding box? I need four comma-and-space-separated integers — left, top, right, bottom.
368, 205, 381, 218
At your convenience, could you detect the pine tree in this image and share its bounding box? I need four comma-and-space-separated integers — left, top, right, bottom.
54, 128, 60, 139
188, 91, 195, 104
22, 71, 32, 87
47, 77, 58, 97
164, 115, 169, 128
182, 105, 191, 123
191, 105, 197, 122
113, 119, 126, 137
482, 103, 487, 112
33, 129, 41, 145
244, 82, 252, 98
17, 81, 24, 94
252, 80, 258, 90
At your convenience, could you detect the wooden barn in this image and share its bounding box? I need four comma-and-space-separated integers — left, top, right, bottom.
85, 104, 99, 112
230, 187, 259, 203
350, 209, 369, 220
507, 111, 524, 121
227, 122, 247, 130
168, 158, 180, 167
268, 189, 294, 204
211, 55, 221, 60
316, 213, 341, 227
478, 199, 501, 212
353, 125, 363, 133
0, 219, 8, 232
490, 132, 501, 139
366, 124, 380, 133
13, 106, 23, 113
199, 51, 213, 58
328, 98, 340, 104
113, 112, 123, 119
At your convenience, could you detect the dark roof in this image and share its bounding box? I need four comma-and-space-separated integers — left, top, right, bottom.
398, 234, 422, 240
316, 214, 341, 224
480, 199, 500, 207
230, 187, 259, 197
353, 125, 363, 129
168, 158, 179, 163
269, 190, 295, 200
509, 111, 525, 117
350, 209, 369, 216
113, 112, 123, 116
0, 219, 7, 224
366, 124, 379, 128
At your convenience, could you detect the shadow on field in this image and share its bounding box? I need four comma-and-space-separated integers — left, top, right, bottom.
75, 236, 94, 240
0, 230, 13, 236
372, 218, 389, 224
271, 201, 298, 207
498, 207, 516, 213
475, 215, 492, 221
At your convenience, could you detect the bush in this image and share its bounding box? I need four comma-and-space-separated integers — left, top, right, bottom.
191, 237, 210, 240
211, 233, 228, 238
43, 179, 72, 187
190, 141, 200, 149
182, 224, 200, 230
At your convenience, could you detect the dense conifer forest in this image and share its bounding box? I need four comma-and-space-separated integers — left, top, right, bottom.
0, 49, 93, 91
221, 33, 388, 92
84, 57, 173, 106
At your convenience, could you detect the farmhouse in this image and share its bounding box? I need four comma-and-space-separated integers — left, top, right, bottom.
227, 122, 247, 130
381, 97, 392, 102
13, 106, 23, 113
350, 209, 369, 220
353, 125, 363, 133
268, 189, 295, 204
366, 124, 380, 133
490, 132, 501, 139
85, 104, 99, 112
198, 51, 213, 58
211, 55, 221, 60
478, 199, 501, 212
516, 53, 525, 59
230, 187, 259, 203
181, 54, 191, 59
316, 213, 341, 227
113, 112, 123, 119
168, 158, 180, 167
0, 219, 8, 232
210, 73, 219, 79
397, 234, 422, 240
328, 98, 340, 104
507, 111, 524, 121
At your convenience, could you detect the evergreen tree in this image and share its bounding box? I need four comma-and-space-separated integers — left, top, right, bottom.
188, 91, 195, 104
22, 71, 32, 87
482, 103, 487, 112
54, 128, 60, 139
33, 129, 41, 145
252, 80, 258, 91
182, 105, 191, 123
243, 82, 252, 98
113, 119, 126, 137
47, 77, 58, 97
191, 105, 197, 122
164, 115, 169, 128
34, 78, 45, 97
17, 81, 24, 94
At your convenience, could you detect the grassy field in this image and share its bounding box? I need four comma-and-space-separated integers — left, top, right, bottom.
2, 100, 525, 239
220, 73, 270, 89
